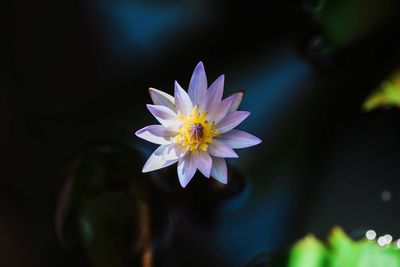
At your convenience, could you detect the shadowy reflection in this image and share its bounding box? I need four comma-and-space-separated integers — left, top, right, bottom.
55, 141, 250, 266
55, 141, 168, 267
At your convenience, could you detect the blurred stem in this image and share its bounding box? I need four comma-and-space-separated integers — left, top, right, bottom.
138, 200, 152, 267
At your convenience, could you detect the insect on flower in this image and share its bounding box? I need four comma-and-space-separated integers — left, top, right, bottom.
135, 62, 261, 187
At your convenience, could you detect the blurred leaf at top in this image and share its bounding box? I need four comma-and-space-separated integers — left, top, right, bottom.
363, 71, 400, 111
314, 0, 399, 46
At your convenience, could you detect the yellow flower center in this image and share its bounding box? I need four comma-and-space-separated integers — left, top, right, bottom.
174, 105, 219, 151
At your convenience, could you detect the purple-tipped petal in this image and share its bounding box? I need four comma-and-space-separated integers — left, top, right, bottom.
174, 81, 193, 116
217, 129, 262, 149
229, 91, 244, 111
208, 140, 238, 158
146, 104, 180, 129
204, 74, 224, 110
162, 143, 186, 161
207, 95, 235, 124
188, 62, 207, 106
210, 157, 227, 184
192, 151, 212, 178
177, 153, 196, 188
142, 145, 178, 173
135, 125, 175, 145
149, 88, 175, 111
216, 111, 250, 134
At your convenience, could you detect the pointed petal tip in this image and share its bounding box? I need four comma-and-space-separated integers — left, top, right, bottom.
134, 129, 141, 137
148, 87, 157, 96
146, 104, 156, 113
142, 158, 153, 173
142, 165, 151, 173
178, 170, 194, 188
196, 61, 204, 68
193, 151, 212, 178
219, 179, 228, 185
248, 136, 262, 147
141, 146, 179, 173
241, 111, 251, 119
174, 80, 180, 89
208, 73, 223, 81
210, 157, 227, 184
177, 155, 197, 188
148, 88, 175, 110
174, 80, 185, 93
179, 180, 188, 188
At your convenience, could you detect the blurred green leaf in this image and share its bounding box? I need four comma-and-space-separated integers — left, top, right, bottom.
288, 235, 327, 267
363, 71, 400, 111
285, 227, 400, 267
315, 0, 398, 46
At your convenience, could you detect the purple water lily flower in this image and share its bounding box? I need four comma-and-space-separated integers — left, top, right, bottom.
136, 62, 261, 188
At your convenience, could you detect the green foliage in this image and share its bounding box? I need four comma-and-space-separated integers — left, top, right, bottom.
363, 72, 400, 111
288, 235, 327, 267
315, 0, 398, 46
286, 227, 400, 267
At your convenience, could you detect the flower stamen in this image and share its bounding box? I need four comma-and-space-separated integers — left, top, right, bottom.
188, 123, 204, 142
174, 105, 219, 151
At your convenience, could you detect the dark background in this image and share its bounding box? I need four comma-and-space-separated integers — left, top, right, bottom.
4, 0, 400, 266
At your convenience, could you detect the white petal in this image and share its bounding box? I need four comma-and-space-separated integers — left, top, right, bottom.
204, 74, 224, 110
217, 130, 262, 149
208, 140, 238, 158
216, 111, 250, 134
135, 125, 175, 145
177, 154, 197, 188
207, 95, 234, 124
174, 81, 193, 117
162, 143, 186, 161
188, 62, 207, 106
210, 157, 227, 184
146, 104, 180, 129
149, 88, 175, 111
229, 91, 244, 111
192, 150, 212, 178
142, 145, 178, 173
